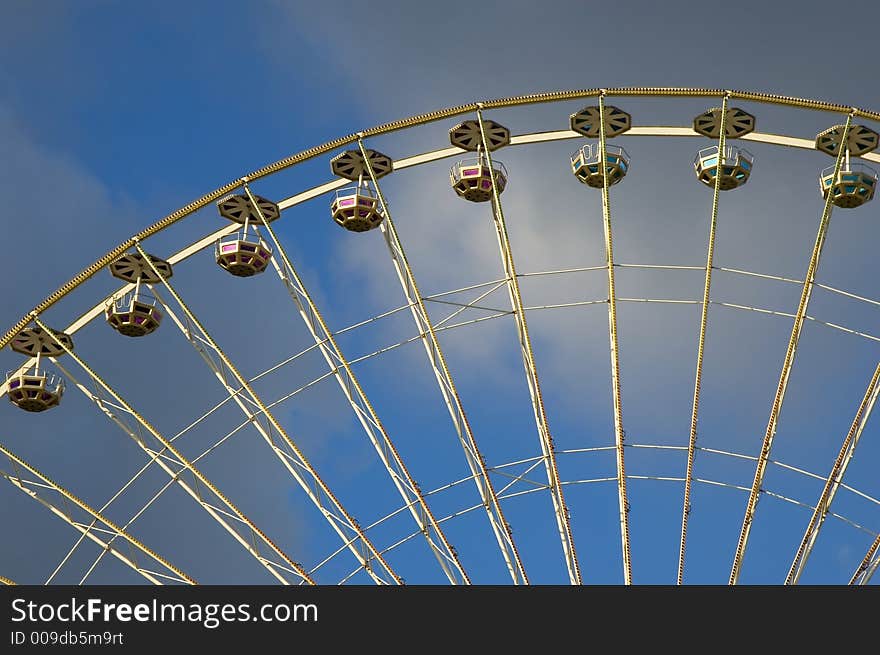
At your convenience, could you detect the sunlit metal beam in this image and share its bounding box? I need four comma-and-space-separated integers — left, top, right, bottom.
476, 106, 582, 585
729, 114, 853, 584
356, 137, 529, 584
0, 442, 194, 585
850, 533, 880, 585
787, 362, 880, 584
32, 316, 315, 586
242, 185, 469, 585
678, 95, 729, 584
135, 243, 400, 586
596, 93, 633, 584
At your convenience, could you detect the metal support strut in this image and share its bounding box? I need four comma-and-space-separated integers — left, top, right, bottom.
786, 361, 880, 584
133, 241, 401, 586
476, 106, 583, 585
678, 95, 729, 584
0, 442, 195, 585
850, 533, 880, 584
596, 93, 633, 584
729, 114, 853, 584
238, 188, 470, 585
31, 315, 316, 586
357, 137, 529, 585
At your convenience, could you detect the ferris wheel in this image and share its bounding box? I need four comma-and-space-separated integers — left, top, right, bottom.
1, 87, 879, 586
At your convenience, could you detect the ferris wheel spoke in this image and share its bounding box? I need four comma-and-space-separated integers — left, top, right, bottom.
591, 94, 634, 584
134, 247, 400, 587
32, 316, 315, 586
850, 533, 880, 585
729, 115, 854, 585
65, 373, 358, 589
0, 575, 16, 585
679, 96, 730, 585
238, 185, 470, 586
475, 107, 582, 585
47, 415, 199, 586
0, 441, 193, 585
786, 362, 880, 584
355, 137, 529, 584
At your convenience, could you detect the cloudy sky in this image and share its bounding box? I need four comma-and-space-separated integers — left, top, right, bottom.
1, 0, 879, 585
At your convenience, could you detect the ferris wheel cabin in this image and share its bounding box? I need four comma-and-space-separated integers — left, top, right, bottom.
450, 158, 508, 202
105, 252, 171, 336
6, 326, 73, 412
571, 144, 630, 188
215, 193, 278, 276
6, 371, 64, 412
693, 145, 754, 190
105, 292, 163, 337
331, 185, 385, 232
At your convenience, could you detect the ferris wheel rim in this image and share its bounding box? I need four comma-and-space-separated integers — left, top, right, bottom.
3, 86, 880, 352
5, 123, 880, 383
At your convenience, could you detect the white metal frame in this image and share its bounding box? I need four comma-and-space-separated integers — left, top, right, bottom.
678, 96, 730, 584
242, 185, 469, 585
0, 441, 194, 585
33, 316, 316, 586
2, 111, 879, 584
134, 242, 401, 586
786, 362, 880, 584
357, 136, 529, 584
729, 115, 854, 584
475, 106, 582, 585
594, 94, 633, 584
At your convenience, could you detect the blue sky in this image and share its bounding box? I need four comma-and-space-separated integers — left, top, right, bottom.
1, 0, 879, 585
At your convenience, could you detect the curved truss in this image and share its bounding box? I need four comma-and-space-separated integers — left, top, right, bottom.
3, 89, 880, 585
319, 444, 880, 584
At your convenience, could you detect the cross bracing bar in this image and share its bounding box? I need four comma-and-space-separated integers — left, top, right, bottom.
168, 291, 880, 451
72, 474, 179, 585
678, 95, 729, 584
356, 137, 529, 585
0, 442, 194, 585
132, 242, 400, 586
299, 438, 877, 581
729, 115, 854, 585
475, 106, 582, 585
240, 185, 469, 585
596, 93, 633, 584
32, 316, 316, 586
786, 362, 880, 584
332, 464, 875, 585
